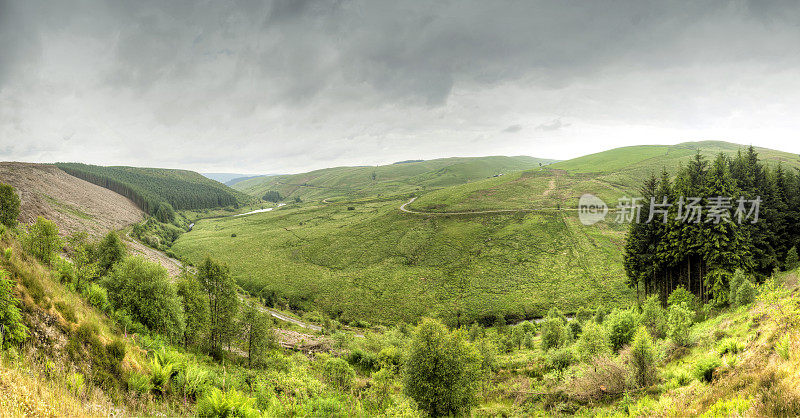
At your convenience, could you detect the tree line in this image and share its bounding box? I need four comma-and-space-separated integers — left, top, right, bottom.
624, 146, 800, 305
55, 163, 241, 214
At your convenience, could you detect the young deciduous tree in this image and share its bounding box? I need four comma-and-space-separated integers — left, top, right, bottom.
628, 326, 659, 388
0, 183, 20, 228
240, 304, 274, 368
177, 272, 210, 350
23, 217, 62, 266
197, 256, 239, 358
97, 231, 126, 274
403, 318, 481, 417
103, 257, 185, 341
667, 302, 693, 346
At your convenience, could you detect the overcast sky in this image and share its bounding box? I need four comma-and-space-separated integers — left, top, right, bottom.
2, 0, 800, 174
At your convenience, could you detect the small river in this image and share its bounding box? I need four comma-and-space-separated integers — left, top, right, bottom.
235, 203, 285, 217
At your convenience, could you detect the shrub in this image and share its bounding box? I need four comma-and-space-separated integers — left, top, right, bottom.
403, 318, 481, 417
776, 335, 791, 360
0, 183, 20, 228
346, 348, 379, 373
197, 388, 258, 418
575, 306, 593, 323
694, 355, 722, 383
377, 346, 403, 372
639, 295, 667, 339
66, 372, 85, 397
576, 321, 611, 362
546, 347, 576, 372
322, 357, 356, 391
128, 372, 153, 396
735, 280, 756, 306
540, 317, 568, 351
102, 257, 185, 340
567, 356, 629, 402
22, 217, 62, 266
97, 231, 126, 274
786, 246, 800, 271
176, 363, 209, 399
0, 269, 29, 347
667, 302, 693, 346
667, 286, 696, 310
717, 338, 744, 356
627, 327, 659, 388
605, 308, 638, 352
87, 283, 110, 312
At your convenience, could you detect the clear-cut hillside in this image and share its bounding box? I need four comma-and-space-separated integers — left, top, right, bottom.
0, 162, 144, 236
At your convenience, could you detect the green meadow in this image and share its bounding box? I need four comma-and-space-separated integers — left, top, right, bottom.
172, 198, 631, 325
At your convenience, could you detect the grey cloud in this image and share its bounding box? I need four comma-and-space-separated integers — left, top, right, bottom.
536, 119, 569, 132
3, 0, 800, 172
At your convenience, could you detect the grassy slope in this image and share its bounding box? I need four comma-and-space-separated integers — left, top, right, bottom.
173, 141, 797, 325
409, 141, 800, 212
233, 156, 555, 202
172, 197, 631, 325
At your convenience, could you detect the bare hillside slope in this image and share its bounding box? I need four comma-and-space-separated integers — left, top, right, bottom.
0, 162, 144, 236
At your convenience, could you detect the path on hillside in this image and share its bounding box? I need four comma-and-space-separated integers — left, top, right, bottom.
399, 197, 582, 215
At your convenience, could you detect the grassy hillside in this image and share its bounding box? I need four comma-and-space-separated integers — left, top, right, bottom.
172, 197, 632, 325
409, 141, 800, 213
55, 163, 253, 214
232, 156, 555, 202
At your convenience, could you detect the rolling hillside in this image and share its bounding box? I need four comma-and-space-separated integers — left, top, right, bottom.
55, 163, 254, 214
408, 141, 800, 213
0, 162, 143, 236
232, 156, 555, 202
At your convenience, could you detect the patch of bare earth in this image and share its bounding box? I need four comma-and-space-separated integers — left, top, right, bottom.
0, 162, 144, 236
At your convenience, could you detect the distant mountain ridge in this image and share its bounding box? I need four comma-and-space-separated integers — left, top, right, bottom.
231, 155, 556, 202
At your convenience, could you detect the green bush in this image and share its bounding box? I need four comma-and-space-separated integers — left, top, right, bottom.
576, 321, 611, 362
540, 317, 568, 351
323, 357, 356, 391
197, 388, 259, 418
0, 269, 29, 348
735, 280, 756, 306
605, 308, 638, 352
546, 347, 576, 372
22, 217, 62, 266
786, 246, 799, 271
667, 302, 694, 346
403, 318, 481, 417
0, 183, 20, 228
346, 348, 379, 373
377, 346, 403, 372
667, 286, 696, 310
694, 355, 721, 383
717, 338, 744, 356
66, 372, 85, 397
87, 283, 110, 312
102, 257, 185, 340
639, 295, 667, 339
127, 372, 153, 396
627, 327, 659, 388
776, 335, 791, 360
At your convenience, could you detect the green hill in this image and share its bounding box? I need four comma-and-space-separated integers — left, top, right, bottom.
232, 156, 555, 202
56, 163, 254, 214
408, 141, 800, 213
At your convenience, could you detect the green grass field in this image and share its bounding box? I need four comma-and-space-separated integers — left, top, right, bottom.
172, 198, 631, 325
173, 141, 799, 325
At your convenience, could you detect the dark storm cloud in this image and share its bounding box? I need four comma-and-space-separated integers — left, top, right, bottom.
3, 0, 800, 172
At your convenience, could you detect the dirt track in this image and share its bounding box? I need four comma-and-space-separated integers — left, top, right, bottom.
0, 162, 144, 236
